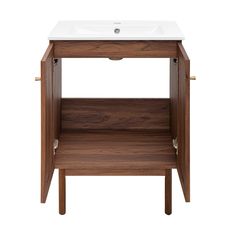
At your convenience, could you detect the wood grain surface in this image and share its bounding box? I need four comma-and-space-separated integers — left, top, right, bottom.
65, 169, 165, 176
165, 169, 172, 215
53, 40, 178, 58
61, 98, 170, 131
41, 43, 54, 203
54, 130, 176, 173
59, 169, 66, 215
177, 42, 190, 202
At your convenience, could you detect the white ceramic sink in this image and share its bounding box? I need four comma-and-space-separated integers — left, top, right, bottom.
48, 21, 184, 40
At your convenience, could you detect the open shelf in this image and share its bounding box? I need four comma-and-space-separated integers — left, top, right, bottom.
53, 98, 177, 175
54, 129, 176, 175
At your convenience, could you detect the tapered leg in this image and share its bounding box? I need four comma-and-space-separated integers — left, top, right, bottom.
165, 169, 172, 215
59, 169, 66, 215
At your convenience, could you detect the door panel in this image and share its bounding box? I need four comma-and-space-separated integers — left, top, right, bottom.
177, 43, 190, 202
41, 43, 55, 203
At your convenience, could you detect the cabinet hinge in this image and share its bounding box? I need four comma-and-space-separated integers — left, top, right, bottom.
53, 58, 58, 65
173, 58, 178, 64
53, 139, 59, 155
172, 138, 178, 155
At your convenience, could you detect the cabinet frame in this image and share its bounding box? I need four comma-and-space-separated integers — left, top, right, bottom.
40, 40, 191, 212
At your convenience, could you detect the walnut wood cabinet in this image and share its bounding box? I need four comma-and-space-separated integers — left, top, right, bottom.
39, 40, 192, 215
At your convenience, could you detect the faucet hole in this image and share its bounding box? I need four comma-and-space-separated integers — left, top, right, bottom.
114, 28, 120, 34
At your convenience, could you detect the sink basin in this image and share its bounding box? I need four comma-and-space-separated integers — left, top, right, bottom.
48, 21, 184, 40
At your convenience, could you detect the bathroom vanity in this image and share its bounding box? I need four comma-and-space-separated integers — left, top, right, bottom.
37, 21, 194, 215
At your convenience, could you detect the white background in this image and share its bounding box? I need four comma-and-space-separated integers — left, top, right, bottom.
0, 0, 236, 235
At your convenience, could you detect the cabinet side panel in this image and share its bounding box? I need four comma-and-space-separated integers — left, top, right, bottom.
53, 58, 62, 139
170, 58, 178, 138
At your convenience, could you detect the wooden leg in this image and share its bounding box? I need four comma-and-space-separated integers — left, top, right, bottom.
59, 169, 66, 215
165, 169, 172, 215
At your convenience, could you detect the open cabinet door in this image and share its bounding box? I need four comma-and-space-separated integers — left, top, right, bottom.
177, 42, 190, 202
41, 43, 55, 203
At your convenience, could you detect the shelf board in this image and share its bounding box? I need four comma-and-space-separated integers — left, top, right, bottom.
54, 130, 176, 175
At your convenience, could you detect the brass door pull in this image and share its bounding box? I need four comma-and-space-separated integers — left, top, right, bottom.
35, 77, 41, 81
190, 76, 196, 80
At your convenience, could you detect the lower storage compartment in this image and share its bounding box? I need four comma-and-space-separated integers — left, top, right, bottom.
54, 98, 177, 175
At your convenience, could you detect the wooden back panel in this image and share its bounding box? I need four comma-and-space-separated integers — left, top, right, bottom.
61, 98, 170, 131
41, 44, 62, 203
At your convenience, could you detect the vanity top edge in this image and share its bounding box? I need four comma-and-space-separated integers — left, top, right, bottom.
48, 38, 184, 41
